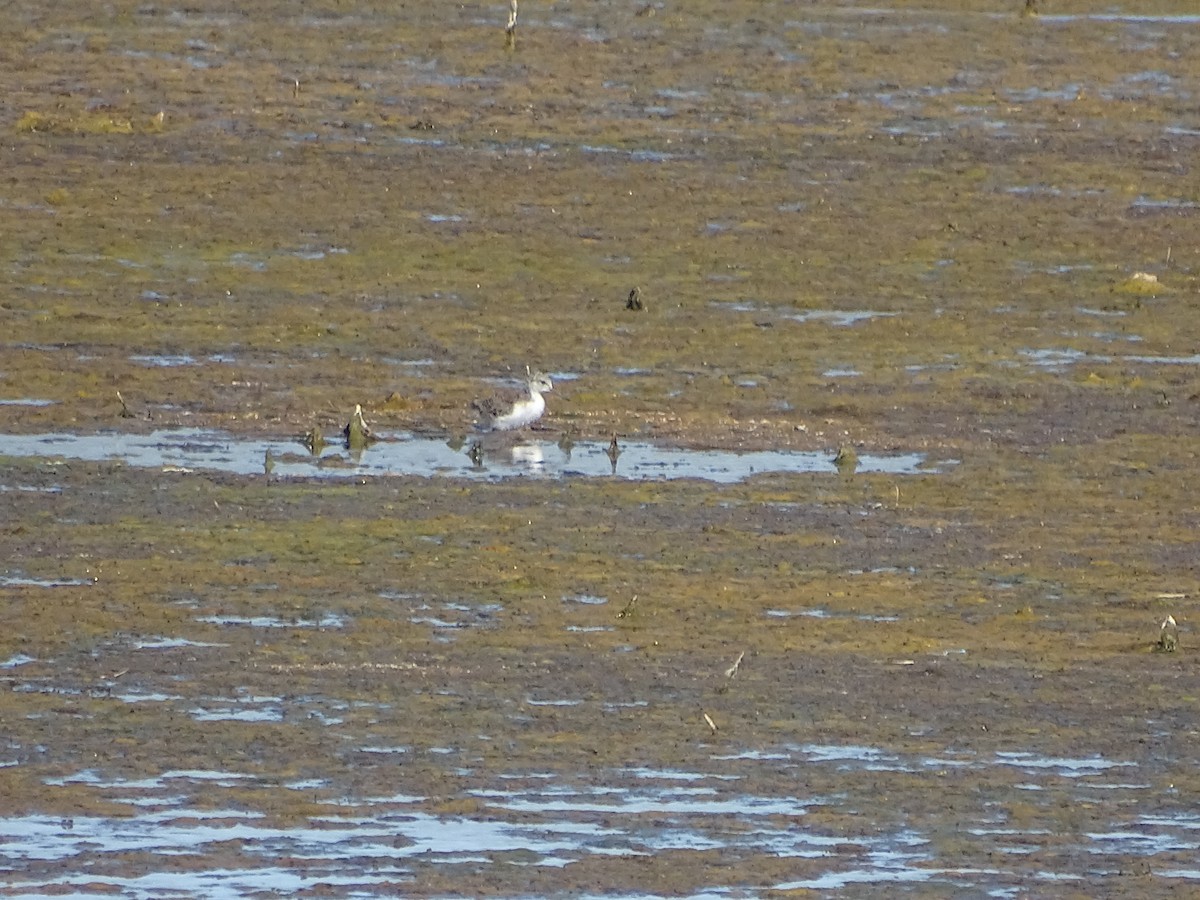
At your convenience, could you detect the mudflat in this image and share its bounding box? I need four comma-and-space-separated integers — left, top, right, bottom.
2, 2, 1198, 895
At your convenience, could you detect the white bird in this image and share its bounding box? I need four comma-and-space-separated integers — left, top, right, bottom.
472, 371, 553, 432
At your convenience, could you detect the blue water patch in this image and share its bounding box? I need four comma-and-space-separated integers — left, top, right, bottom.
0, 429, 954, 483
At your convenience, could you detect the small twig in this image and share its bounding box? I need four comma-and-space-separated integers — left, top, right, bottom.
617, 594, 638, 618
723, 650, 745, 680
703, 712, 718, 734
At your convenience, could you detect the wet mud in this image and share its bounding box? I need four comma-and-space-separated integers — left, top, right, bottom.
3, 1, 1200, 896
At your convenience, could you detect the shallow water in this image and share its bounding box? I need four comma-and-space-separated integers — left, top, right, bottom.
0, 428, 950, 482
2, 737, 1193, 897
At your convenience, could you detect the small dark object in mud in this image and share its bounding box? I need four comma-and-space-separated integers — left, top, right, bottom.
1157, 615, 1179, 652
344, 404, 375, 450
303, 426, 325, 455
625, 286, 644, 311
467, 442, 484, 466
409, 120, 436, 131
1021, 0, 1039, 17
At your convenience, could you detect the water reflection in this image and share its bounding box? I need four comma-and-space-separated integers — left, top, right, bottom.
5, 740, 1191, 896
0, 429, 953, 483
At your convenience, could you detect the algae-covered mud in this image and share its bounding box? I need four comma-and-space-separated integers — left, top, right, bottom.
3, 1, 1200, 896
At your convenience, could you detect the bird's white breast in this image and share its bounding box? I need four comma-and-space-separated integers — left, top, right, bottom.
491, 391, 545, 431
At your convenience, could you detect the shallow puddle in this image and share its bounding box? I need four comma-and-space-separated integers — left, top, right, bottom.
0, 429, 951, 482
